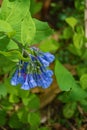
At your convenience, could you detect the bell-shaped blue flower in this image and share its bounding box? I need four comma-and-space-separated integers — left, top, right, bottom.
21, 74, 37, 90
41, 52, 55, 63
11, 70, 19, 86
21, 75, 29, 90
38, 56, 50, 67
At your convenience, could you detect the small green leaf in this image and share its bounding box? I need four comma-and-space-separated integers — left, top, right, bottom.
0, 83, 7, 98
0, 36, 10, 51
63, 102, 77, 119
30, 0, 42, 15
62, 27, 73, 39
28, 112, 40, 127
32, 18, 53, 43
21, 13, 36, 45
80, 74, 87, 89
73, 33, 83, 49
65, 17, 77, 29
55, 60, 77, 91
9, 94, 19, 103
4, 79, 18, 95
0, 50, 29, 62
80, 99, 87, 112
17, 107, 28, 123
9, 113, 23, 128
27, 94, 40, 110
0, 110, 6, 126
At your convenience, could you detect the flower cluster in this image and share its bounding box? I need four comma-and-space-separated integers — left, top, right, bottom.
11, 47, 55, 90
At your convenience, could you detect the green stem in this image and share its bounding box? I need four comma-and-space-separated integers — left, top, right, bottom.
11, 38, 23, 49
11, 38, 30, 57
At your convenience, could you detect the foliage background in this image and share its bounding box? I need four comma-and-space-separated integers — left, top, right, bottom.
0, 0, 87, 130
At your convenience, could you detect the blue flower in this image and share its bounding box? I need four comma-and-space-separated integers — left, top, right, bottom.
42, 52, 55, 63
11, 69, 25, 86
37, 56, 50, 67
11, 47, 55, 90
33, 73, 53, 88
11, 70, 19, 86
21, 74, 37, 90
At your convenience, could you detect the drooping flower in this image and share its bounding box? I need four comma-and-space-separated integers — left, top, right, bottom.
11, 69, 25, 86
11, 47, 55, 90
21, 74, 37, 90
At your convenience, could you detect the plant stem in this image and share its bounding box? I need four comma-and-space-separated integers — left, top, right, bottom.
11, 38, 30, 57
11, 38, 23, 49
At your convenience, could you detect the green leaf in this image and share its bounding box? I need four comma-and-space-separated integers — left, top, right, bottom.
18, 88, 29, 99
0, 36, 10, 51
55, 60, 77, 91
0, 0, 30, 44
62, 27, 73, 39
6, 39, 19, 50
32, 18, 53, 43
9, 94, 19, 103
63, 102, 77, 119
65, 17, 77, 29
6, 0, 30, 26
0, 110, 6, 126
0, 83, 7, 98
58, 85, 87, 102
0, 50, 29, 62
9, 113, 23, 128
28, 112, 40, 127
0, 54, 15, 75
73, 33, 83, 49
17, 107, 28, 123
0, 20, 14, 37
39, 38, 59, 52
67, 44, 82, 56
4, 79, 18, 95
0, 0, 11, 20
80, 74, 87, 90
80, 99, 87, 112
27, 94, 40, 110
21, 13, 36, 45
30, 0, 42, 15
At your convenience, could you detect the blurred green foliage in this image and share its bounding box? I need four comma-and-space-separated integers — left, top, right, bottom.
0, 0, 87, 129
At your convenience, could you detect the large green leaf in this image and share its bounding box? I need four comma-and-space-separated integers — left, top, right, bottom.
0, 20, 14, 37
39, 38, 59, 52
32, 18, 53, 43
55, 60, 77, 91
0, 0, 30, 45
21, 13, 36, 45
5, 0, 30, 26
58, 84, 87, 102
0, 0, 10, 20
